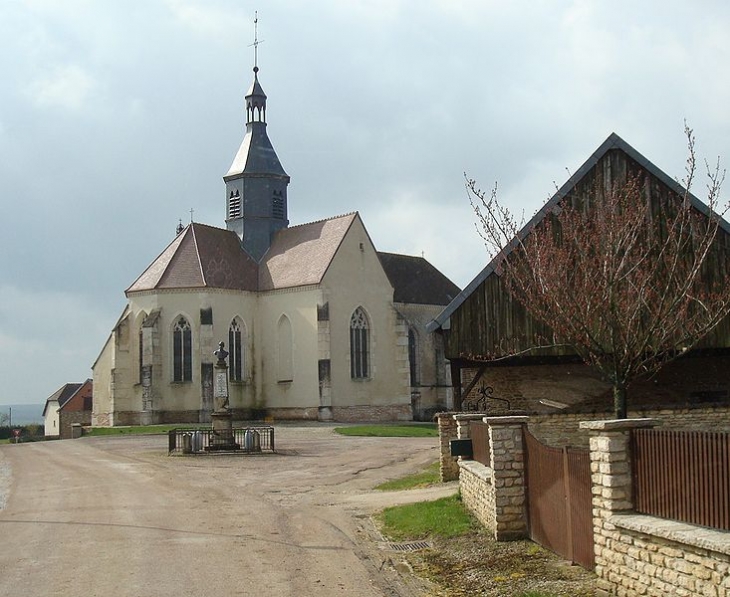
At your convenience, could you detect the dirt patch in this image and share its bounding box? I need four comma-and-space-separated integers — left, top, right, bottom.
389, 528, 598, 596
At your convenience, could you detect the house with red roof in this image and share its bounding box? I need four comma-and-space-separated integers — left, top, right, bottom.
43, 379, 93, 438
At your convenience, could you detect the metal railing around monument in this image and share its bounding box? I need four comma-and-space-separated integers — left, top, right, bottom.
168, 426, 275, 455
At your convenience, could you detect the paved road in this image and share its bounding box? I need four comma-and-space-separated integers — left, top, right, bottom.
0, 425, 455, 597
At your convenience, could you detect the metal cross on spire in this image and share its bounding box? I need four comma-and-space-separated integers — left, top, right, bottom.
250, 11, 264, 70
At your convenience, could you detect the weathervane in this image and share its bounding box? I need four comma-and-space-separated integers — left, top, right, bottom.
250, 11, 264, 70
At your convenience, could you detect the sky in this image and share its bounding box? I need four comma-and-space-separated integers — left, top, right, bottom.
2, 0, 730, 407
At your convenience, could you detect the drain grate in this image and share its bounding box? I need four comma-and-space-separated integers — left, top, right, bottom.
382, 541, 431, 552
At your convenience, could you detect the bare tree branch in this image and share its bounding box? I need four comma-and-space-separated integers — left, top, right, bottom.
469, 128, 730, 418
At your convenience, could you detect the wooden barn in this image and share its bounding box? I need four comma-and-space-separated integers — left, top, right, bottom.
428, 133, 730, 432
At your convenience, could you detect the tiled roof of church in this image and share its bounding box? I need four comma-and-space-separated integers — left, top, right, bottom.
259, 213, 358, 291
378, 252, 461, 306
126, 223, 259, 293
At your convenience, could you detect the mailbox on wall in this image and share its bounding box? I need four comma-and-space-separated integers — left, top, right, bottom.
449, 438, 473, 459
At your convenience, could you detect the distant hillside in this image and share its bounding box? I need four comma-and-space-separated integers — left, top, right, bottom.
0, 404, 44, 426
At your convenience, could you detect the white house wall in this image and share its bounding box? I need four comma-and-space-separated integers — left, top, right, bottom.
43, 400, 60, 437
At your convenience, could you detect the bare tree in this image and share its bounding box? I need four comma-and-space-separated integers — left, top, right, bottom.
0, 411, 9, 427
469, 128, 729, 418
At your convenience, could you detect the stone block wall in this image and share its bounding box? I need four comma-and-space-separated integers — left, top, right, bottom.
446, 415, 529, 541
528, 404, 730, 449
458, 460, 495, 530
438, 413, 730, 594
460, 355, 730, 417
582, 419, 730, 596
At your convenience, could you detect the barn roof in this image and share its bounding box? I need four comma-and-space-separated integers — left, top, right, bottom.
427, 132, 730, 333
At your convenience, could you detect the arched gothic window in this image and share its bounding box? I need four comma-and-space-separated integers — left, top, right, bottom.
229, 319, 245, 381
408, 328, 419, 386
139, 328, 144, 384
277, 315, 293, 382
350, 308, 370, 379
173, 316, 192, 382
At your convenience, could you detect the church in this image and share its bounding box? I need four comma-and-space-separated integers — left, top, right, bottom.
91, 63, 459, 426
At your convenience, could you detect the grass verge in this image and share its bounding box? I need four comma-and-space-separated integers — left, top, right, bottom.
378, 494, 475, 540
85, 424, 182, 436
334, 423, 437, 437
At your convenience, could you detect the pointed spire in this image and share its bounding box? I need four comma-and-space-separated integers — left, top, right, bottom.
246, 11, 266, 125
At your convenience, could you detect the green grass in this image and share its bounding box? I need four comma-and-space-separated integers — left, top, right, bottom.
334, 423, 437, 437
375, 460, 440, 490
85, 424, 183, 436
377, 494, 475, 541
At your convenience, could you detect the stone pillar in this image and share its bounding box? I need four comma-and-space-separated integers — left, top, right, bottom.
579, 418, 659, 594
436, 412, 459, 482
453, 413, 488, 440
317, 301, 332, 421
454, 413, 489, 464
486, 416, 529, 541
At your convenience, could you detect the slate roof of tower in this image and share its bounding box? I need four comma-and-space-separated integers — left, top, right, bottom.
126, 223, 259, 293
224, 70, 288, 179
246, 71, 266, 99
225, 124, 289, 178
378, 252, 460, 306
258, 213, 358, 291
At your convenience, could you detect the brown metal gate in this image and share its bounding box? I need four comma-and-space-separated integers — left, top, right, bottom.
525, 430, 595, 570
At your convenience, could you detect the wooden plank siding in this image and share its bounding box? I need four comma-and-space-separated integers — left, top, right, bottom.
444, 148, 730, 364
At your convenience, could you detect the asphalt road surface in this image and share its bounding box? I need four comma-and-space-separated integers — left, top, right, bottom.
0, 425, 456, 597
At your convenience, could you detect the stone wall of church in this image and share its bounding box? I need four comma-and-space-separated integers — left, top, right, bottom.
320, 218, 411, 415
331, 404, 413, 422
255, 287, 321, 412
396, 302, 453, 420
92, 327, 116, 427
128, 290, 260, 421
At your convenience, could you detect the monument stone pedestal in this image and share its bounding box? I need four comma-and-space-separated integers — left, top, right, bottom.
208, 410, 239, 451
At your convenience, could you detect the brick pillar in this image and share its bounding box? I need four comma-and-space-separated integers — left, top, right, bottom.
579, 418, 660, 594
486, 416, 529, 540
436, 412, 459, 482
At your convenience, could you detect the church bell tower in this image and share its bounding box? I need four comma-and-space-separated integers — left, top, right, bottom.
224, 57, 290, 261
